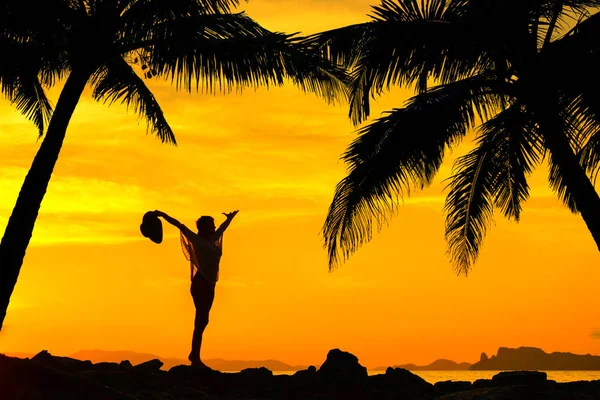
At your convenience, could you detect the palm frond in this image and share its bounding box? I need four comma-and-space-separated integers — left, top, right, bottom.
544, 17, 600, 208
444, 103, 542, 275
346, 19, 500, 124
488, 105, 543, 221
301, 23, 375, 70
281, 36, 350, 105
133, 12, 348, 102
6, 77, 54, 137
547, 156, 580, 213
119, 0, 242, 20
369, 0, 470, 22
91, 57, 176, 144
150, 32, 288, 93
323, 108, 444, 270
444, 133, 497, 276
544, 94, 600, 211
536, 0, 600, 45
323, 75, 503, 269
580, 128, 600, 185
308, 0, 522, 125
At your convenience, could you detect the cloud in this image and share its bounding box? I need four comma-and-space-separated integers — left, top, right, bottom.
592, 329, 600, 339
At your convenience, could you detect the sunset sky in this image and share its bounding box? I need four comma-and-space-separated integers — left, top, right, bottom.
0, 0, 599, 369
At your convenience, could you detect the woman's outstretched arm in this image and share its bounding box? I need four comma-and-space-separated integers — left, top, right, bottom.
155, 210, 195, 238
212, 210, 239, 240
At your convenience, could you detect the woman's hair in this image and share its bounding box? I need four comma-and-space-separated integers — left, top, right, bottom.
196, 215, 214, 231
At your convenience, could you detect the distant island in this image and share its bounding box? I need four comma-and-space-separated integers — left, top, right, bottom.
470, 347, 600, 370
4, 350, 309, 371
373, 359, 472, 371
5, 346, 600, 371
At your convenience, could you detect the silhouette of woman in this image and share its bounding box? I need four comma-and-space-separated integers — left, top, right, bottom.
154, 209, 239, 368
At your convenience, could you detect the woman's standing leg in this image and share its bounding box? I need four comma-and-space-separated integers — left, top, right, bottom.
189, 276, 215, 367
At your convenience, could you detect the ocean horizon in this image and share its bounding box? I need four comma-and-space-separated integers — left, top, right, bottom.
264, 370, 600, 383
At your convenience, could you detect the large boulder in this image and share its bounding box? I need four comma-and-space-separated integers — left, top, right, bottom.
383, 367, 430, 387
133, 358, 163, 372
0, 354, 131, 399
31, 350, 94, 373
492, 370, 548, 386
239, 367, 273, 379
94, 362, 121, 370
168, 364, 222, 387
434, 380, 472, 396
317, 349, 368, 386
294, 365, 318, 379
369, 367, 434, 399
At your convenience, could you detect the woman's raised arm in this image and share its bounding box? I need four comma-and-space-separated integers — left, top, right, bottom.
212, 210, 239, 240
155, 210, 195, 239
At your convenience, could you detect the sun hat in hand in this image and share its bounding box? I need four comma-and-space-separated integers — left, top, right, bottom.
140, 211, 163, 244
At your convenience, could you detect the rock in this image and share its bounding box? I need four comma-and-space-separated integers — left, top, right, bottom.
294, 365, 318, 378
480, 352, 489, 362
384, 367, 431, 386
239, 366, 273, 379
317, 349, 368, 386
0, 354, 132, 399
4, 350, 600, 400
31, 350, 94, 372
368, 367, 434, 399
441, 381, 600, 400
167, 384, 210, 399
119, 360, 132, 368
491, 370, 548, 386
133, 358, 163, 371
94, 362, 121, 370
168, 364, 222, 385
80, 370, 135, 392
473, 378, 493, 389
434, 380, 472, 395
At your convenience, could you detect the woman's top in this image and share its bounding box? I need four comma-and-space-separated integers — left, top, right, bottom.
180, 232, 222, 285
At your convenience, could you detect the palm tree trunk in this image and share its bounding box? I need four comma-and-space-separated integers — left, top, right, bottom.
536, 106, 600, 251
0, 69, 90, 330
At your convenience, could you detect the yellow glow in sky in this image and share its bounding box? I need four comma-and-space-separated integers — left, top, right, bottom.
0, 1, 599, 368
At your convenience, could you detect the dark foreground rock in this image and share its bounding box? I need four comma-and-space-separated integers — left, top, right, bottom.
1, 350, 600, 399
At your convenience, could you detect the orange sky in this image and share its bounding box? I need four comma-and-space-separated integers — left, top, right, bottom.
0, 1, 599, 369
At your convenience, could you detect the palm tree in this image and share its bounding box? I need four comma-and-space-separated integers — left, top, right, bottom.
0, 0, 347, 330
306, 0, 600, 273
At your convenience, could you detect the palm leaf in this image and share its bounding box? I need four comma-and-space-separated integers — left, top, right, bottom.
91, 56, 175, 144
545, 95, 598, 213
444, 103, 542, 275
118, 0, 242, 20
306, 0, 522, 125
136, 13, 347, 102
542, 12, 600, 209
323, 75, 504, 269
301, 23, 375, 70
580, 127, 600, 185
7, 77, 53, 137
279, 36, 350, 105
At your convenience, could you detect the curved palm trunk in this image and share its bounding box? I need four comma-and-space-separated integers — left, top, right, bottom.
0, 69, 90, 330
534, 103, 600, 251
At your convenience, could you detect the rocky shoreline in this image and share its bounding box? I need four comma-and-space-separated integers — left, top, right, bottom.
2, 349, 600, 399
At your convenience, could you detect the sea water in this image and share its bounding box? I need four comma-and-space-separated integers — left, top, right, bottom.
268, 370, 600, 383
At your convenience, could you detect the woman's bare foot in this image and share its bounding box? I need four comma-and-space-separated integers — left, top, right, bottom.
188, 353, 199, 364
195, 360, 211, 369
189, 353, 211, 369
